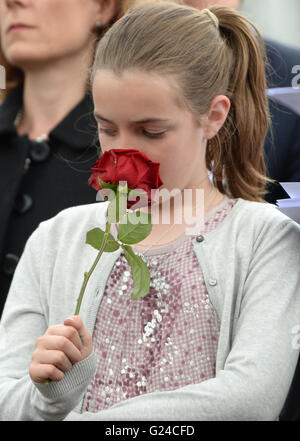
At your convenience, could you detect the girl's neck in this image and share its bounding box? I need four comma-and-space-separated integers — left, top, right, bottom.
134, 183, 225, 250
17, 47, 93, 140
151, 176, 222, 222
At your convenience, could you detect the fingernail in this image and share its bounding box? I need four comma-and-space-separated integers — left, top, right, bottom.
65, 317, 75, 323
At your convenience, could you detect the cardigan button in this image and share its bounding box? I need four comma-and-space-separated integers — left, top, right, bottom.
14, 193, 33, 215
29, 141, 50, 162
208, 279, 217, 287
196, 235, 204, 243
2, 253, 19, 277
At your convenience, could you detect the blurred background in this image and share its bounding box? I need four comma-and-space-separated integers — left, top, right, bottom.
241, 0, 300, 48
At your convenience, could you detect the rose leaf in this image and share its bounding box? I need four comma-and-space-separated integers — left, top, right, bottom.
118, 211, 152, 244
86, 228, 120, 252
122, 244, 150, 299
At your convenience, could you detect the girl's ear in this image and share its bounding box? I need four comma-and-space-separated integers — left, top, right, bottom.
96, 0, 121, 27
204, 95, 231, 140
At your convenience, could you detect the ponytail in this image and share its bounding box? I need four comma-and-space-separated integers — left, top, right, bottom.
207, 6, 271, 201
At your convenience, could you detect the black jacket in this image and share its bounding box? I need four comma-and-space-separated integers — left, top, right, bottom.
264, 39, 300, 204
0, 86, 99, 315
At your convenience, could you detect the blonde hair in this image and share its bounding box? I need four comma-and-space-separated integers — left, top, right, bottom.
0, 0, 128, 100
121, 0, 182, 11
92, 1, 271, 201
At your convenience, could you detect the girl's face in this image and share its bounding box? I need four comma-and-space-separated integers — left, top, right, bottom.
0, 0, 117, 69
93, 69, 210, 193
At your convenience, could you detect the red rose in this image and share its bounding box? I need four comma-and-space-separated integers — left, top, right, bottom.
89, 149, 163, 208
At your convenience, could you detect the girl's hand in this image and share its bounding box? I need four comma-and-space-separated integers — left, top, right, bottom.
29, 316, 93, 383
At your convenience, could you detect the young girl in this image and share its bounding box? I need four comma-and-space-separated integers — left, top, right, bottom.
0, 1, 300, 421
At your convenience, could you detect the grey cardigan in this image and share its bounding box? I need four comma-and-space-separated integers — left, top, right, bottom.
0, 198, 300, 421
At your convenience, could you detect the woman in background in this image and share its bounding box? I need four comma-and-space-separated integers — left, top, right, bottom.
0, 0, 127, 316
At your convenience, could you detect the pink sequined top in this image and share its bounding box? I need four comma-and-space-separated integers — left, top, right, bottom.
83, 196, 236, 412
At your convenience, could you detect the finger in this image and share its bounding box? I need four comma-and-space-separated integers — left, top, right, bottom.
64, 316, 92, 348
29, 363, 64, 383
32, 349, 73, 372
45, 324, 83, 351
37, 335, 82, 364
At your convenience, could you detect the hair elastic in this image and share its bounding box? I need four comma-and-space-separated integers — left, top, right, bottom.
202, 8, 219, 29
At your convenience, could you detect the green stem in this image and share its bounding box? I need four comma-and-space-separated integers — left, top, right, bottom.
45, 222, 111, 385
74, 222, 111, 316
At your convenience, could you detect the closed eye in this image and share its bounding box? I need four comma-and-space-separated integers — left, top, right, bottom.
98, 128, 166, 138
143, 130, 166, 138
98, 128, 116, 136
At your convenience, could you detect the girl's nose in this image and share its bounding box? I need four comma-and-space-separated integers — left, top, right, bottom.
109, 133, 141, 151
